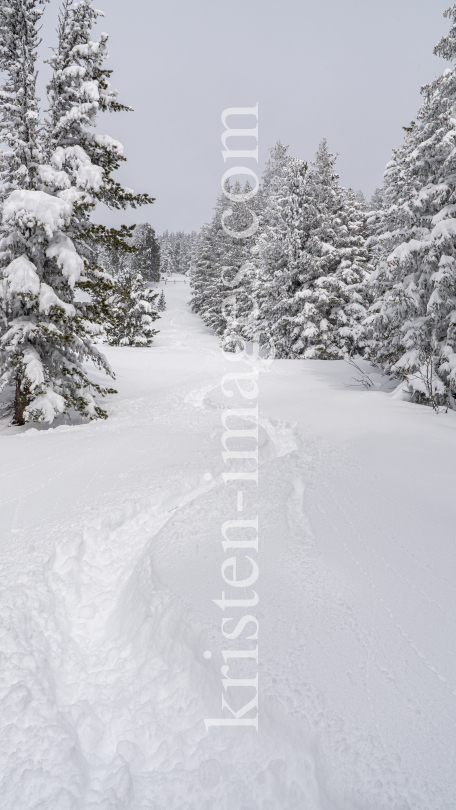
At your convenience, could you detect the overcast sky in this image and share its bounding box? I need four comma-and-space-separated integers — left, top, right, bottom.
40, 0, 451, 234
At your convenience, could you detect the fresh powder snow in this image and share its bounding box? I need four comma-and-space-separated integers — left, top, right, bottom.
0, 276, 455, 809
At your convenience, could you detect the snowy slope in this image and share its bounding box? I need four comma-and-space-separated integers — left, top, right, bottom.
0, 275, 455, 810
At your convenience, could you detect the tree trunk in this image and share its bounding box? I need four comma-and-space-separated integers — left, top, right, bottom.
12, 378, 31, 426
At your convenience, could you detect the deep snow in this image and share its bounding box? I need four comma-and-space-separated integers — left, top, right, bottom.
0, 275, 456, 809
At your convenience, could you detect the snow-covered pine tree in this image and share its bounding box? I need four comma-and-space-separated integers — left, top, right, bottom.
46, 0, 150, 211
366, 5, 456, 408
0, 0, 114, 424
131, 223, 160, 282
46, 0, 156, 348
244, 155, 314, 354
201, 181, 258, 335
0, 0, 45, 202
223, 142, 291, 350
216, 180, 263, 350
95, 243, 124, 277
290, 142, 371, 359
45, 0, 152, 270
159, 231, 178, 276
355, 190, 368, 211
260, 140, 290, 204
0, 0, 153, 425
190, 230, 202, 272
157, 289, 166, 311
190, 180, 259, 343
105, 267, 159, 346
369, 186, 384, 213
190, 189, 231, 317
175, 231, 191, 274
248, 141, 371, 358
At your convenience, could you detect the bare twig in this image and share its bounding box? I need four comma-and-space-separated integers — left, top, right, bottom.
343, 358, 375, 389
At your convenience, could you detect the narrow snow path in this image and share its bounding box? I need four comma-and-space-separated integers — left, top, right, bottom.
1, 275, 455, 810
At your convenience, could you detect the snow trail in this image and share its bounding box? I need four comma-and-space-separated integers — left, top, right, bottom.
1, 276, 456, 809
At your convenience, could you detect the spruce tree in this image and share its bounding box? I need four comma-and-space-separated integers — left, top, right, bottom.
105, 268, 159, 347
248, 141, 371, 358
201, 181, 258, 335
245, 156, 315, 354
0, 0, 153, 425
0, 0, 45, 201
159, 232, 178, 276
291, 142, 371, 359
190, 180, 259, 342
0, 0, 113, 424
366, 5, 456, 408
190, 189, 231, 317
130, 223, 160, 282
175, 231, 192, 274
157, 289, 166, 311
369, 186, 384, 213
260, 140, 290, 203
225, 141, 290, 351
190, 223, 216, 314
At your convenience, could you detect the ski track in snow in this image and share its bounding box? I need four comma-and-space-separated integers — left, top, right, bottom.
0, 275, 456, 809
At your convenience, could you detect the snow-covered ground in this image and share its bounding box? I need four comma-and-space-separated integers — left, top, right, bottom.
1, 274, 456, 810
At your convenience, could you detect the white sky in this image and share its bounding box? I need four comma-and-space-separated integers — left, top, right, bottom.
38, 0, 450, 233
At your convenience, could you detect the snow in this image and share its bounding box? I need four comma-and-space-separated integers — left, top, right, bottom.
38, 282, 76, 317
2, 254, 40, 296
62, 65, 86, 79
24, 388, 66, 423
94, 134, 124, 155
389, 218, 456, 264
38, 164, 71, 190
2, 190, 73, 239
21, 347, 45, 389
1, 276, 456, 809
51, 146, 104, 192
80, 80, 99, 102
2, 254, 76, 315
46, 233, 84, 288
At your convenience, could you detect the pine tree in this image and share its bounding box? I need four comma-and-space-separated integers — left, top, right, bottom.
291, 142, 371, 359
157, 289, 166, 311
0, 0, 45, 202
173, 231, 191, 274
95, 243, 124, 278
248, 141, 371, 358
0, 0, 113, 424
202, 182, 257, 334
366, 5, 456, 408
190, 180, 259, 342
260, 140, 290, 202
105, 268, 159, 347
0, 0, 153, 425
245, 156, 315, 354
355, 190, 368, 210
223, 143, 291, 350
131, 223, 160, 281
369, 186, 384, 213
190, 190, 230, 316
190, 223, 216, 314
188, 231, 200, 277
159, 231, 178, 276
